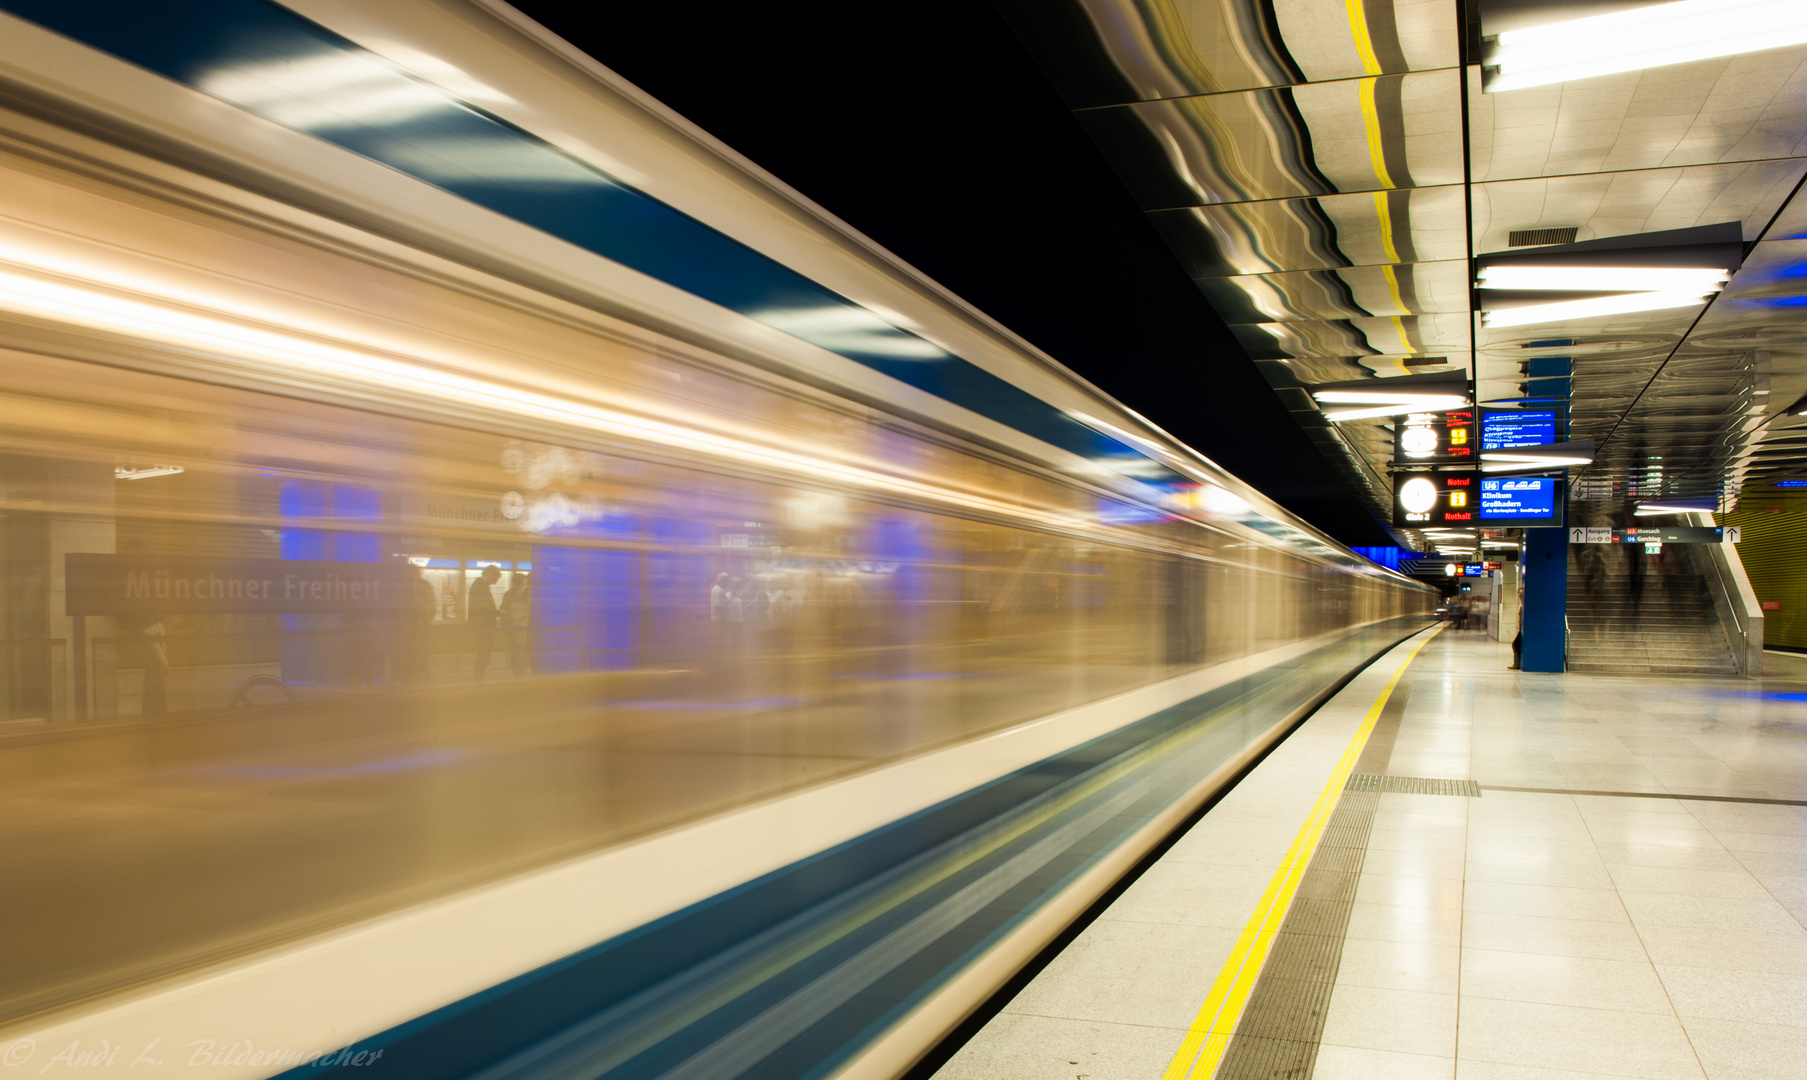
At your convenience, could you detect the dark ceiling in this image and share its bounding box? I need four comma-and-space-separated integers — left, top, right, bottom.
510, 0, 1397, 548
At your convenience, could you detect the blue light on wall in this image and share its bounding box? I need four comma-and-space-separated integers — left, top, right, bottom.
534, 516, 640, 673
279, 478, 383, 685
1351, 546, 1403, 571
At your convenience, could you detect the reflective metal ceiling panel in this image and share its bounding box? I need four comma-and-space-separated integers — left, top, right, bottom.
1196, 259, 1471, 322
1080, 69, 1464, 208
1000, 0, 1807, 537
1147, 185, 1468, 275
1055, 0, 1459, 100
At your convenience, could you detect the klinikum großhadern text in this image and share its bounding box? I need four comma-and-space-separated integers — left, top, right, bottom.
65, 554, 418, 616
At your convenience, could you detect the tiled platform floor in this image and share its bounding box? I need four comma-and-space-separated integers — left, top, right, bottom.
936, 631, 1807, 1080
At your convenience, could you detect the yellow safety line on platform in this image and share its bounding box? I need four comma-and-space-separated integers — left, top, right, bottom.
1160, 624, 1444, 1080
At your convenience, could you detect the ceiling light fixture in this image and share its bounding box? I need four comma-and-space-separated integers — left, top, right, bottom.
1310, 372, 1471, 423
1311, 391, 1470, 421
1475, 266, 1729, 292
1634, 501, 1717, 515
1484, 0, 1807, 93
1480, 440, 1595, 472
1480, 291, 1712, 328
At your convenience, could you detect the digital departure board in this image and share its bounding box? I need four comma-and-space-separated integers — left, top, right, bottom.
1480, 409, 1558, 450
1479, 477, 1561, 524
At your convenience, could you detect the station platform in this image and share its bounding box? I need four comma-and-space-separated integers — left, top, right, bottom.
936, 627, 1807, 1080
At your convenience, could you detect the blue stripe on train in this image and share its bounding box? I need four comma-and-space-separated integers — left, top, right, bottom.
251, 617, 1425, 1080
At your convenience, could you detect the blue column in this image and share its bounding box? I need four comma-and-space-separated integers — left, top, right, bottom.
1522, 525, 1568, 672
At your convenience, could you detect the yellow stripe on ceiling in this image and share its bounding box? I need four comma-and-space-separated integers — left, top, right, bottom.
1346, 0, 1385, 75
1381, 264, 1414, 360
1352, 3, 1414, 374
1358, 77, 1395, 191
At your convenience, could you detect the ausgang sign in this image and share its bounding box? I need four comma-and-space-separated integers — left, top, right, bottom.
66, 555, 415, 616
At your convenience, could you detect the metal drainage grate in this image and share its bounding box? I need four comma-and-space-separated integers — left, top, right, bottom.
1508, 226, 1578, 247
1345, 774, 1481, 797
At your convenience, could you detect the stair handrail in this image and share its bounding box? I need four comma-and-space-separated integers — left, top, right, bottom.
1690, 512, 1765, 678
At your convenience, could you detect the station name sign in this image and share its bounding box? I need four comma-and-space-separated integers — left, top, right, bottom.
66, 555, 415, 616
1567, 526, 1736, 545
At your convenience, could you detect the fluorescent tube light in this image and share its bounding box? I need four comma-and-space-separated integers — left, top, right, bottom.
1312, 391, 1465, 404
1481, 291, 1710, 328
1633, 502, 1713, 516
1486, 0, 1807, 93
1312, 390, 1470, 421
1481, 451, 1594, 471
1476, 266, 1729, 292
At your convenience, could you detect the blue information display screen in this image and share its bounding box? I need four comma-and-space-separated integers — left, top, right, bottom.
1481, 409, 1558, 450
1480, 477, 1560, 523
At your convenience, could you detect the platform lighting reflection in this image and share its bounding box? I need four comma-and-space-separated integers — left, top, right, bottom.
1065, 410, 1216, 482
1634, 501, 1717, 515
113, 464, 185, 480
748, 305, 950, 360
1476, 267, 1729, 292
1485, 0, 1807, 92
1313, 390, 1470, 421
1480, 448, 1593, 472
1481, 291, 1713, 328
0, 263, 1094, 532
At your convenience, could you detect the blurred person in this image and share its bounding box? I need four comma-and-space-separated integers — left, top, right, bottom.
468, 564, 503, 680
502, 572, 533, 677
710, 572, 731, 653
766, 577, 790, 623
727, 575, 746, 648
1509, 587, 1525, 670
1627, 543, 1646, 616
710, 573, 731, 622
117, 538, 169, 715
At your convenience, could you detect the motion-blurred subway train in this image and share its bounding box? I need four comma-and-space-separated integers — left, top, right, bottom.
0, 2, 1436, 1078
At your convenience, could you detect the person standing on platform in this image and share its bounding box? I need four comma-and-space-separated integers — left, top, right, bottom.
118, 538, 170, 715
468, 564, 503, 680
1509, 587, 1525, 670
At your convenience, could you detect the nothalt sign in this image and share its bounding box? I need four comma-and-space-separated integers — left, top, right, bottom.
1393, 472, 1479, 526
65, 554, 415, 616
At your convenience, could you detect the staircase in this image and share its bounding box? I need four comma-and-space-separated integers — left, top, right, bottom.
1566, 555, 1739, 676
